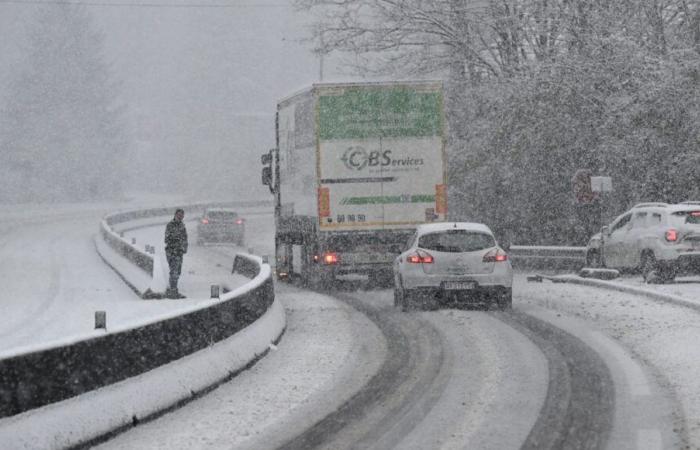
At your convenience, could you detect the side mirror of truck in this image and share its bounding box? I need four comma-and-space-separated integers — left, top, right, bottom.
261, 166, 272, 187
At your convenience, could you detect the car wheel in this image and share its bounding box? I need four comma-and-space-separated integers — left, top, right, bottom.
497, 289, 513, 311
393, 284, 403, 309
586, 249, 601, 268
659, 266, 676, 284
401, 288, 413, 312
641, 252, 662, 284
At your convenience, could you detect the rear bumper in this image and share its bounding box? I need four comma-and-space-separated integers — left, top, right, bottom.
401, 265, 513, 290
322, 263, 392, 277
408, 285, 511, 300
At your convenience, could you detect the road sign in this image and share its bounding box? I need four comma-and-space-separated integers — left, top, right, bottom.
572, 169, 595, 204
591, 176, 613, 193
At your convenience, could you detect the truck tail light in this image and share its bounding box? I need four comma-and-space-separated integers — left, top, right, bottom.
483, 248, 508, 262
665, 228, 678, 242
435, 184, 447, 214
201, 218, 209, 224
407, 251, 433, 264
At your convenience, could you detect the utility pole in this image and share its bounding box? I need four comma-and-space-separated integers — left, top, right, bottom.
318, 32, 324, 81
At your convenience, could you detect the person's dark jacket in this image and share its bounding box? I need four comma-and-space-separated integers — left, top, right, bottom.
165, 219, 188, 256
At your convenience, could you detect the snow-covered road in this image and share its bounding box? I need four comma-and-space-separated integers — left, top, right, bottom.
3, 203, 700, 448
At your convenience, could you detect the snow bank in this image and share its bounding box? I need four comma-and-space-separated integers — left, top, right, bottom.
0, 298, 285, 450
0, 204, 283, 448
534, 274, 700, 311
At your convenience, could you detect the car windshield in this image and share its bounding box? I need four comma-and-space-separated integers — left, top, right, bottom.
418, 230, 495, 253
205, 211, 238, 221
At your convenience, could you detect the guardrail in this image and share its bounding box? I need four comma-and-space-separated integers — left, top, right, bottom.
509, 245, 587, 271
0, 206, 276, 421
98, 200, 271, 298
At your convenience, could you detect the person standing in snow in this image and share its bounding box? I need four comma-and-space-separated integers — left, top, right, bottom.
164, 208, 188, 298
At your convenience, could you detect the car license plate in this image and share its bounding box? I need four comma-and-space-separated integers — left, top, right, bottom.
443, 281, 475, 290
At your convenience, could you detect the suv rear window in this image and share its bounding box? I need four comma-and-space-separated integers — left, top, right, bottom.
418, 230, 495, 253
673, 211, 700, 225
205, 210, 238, 221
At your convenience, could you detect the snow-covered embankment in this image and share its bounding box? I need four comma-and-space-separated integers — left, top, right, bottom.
0, 205, 284, 449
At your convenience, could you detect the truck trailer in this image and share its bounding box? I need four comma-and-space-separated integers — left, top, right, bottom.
262, 81, 447, 286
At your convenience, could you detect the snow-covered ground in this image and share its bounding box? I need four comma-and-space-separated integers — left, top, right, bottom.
95, 285, 387, 450
4, 200, 700, 448
517, 273, 700, 447
615, 275, 700, 302
121, 220, 250, 298
0, 198, 258, 356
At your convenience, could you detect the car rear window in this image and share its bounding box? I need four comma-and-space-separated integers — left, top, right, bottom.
205, 210, 238, 221
418, 230, 495, 253
673, 211, 700, 225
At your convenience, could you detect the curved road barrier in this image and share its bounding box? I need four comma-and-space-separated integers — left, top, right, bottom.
97, 200, 271, 298
509, 245, 586, 271
0, 207, 283, 450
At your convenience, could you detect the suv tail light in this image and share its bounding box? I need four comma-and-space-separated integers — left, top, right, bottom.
407, 250, 433, 264
201, 218, 209, 224
235, 218, 244, 225
665, 228, 679, 242
316, 252, 340, 265
483, 248, 508, 263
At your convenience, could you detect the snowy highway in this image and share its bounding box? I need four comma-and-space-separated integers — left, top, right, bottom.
2, 205, 700, 448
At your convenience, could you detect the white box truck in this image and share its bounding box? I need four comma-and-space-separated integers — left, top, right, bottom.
262, 81, 447, 286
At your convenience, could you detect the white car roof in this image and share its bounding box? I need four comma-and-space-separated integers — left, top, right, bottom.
205, 207, 237, 213
630, 203, 700, 214
415, 222, 493, 236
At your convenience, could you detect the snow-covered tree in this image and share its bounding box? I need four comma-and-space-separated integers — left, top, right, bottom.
298, 0, 700, 244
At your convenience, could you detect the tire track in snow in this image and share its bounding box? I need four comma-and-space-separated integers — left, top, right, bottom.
502, 311, 615, 450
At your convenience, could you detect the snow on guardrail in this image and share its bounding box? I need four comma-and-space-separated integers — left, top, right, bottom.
509, 245, 586, 271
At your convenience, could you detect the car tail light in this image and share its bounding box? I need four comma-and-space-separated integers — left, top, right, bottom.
691, 211, 700, 217
483, 248, 508, 263
201, 218, 209, 224
318, 252, 340, 265
406, 251, 433, 264
235, 218, 244, 225
665, 228, 678, 242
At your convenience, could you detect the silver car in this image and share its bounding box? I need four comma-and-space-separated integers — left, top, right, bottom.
196, 208, 245, 246
393, 222, 513, 311
586, 201, 700, 283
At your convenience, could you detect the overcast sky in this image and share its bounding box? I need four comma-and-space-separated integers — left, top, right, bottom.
0, 0, 354, 201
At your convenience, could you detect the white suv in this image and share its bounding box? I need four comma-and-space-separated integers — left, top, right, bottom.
586, 202, 700, 282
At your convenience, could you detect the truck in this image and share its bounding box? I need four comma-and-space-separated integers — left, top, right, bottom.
261, 81, 447, 286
